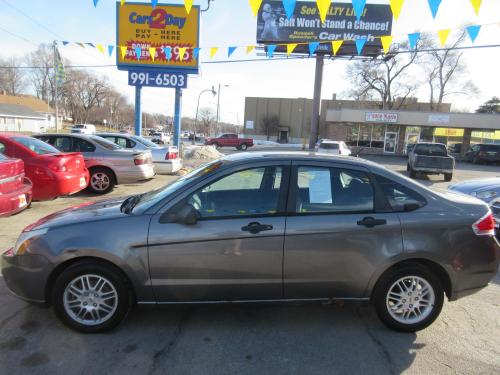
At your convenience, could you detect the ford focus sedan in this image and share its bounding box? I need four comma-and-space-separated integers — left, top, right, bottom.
2, 152, 499, 333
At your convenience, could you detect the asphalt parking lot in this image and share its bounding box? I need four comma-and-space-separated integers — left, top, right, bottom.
1, 151, 500, 375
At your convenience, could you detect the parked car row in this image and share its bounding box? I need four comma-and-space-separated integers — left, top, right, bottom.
0, 132, 182, 217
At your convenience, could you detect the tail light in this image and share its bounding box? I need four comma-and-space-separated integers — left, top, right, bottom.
165, 151, 178, 160
472, 212, 496, 236
134, 154, 152, 165
49, 164, 67, 172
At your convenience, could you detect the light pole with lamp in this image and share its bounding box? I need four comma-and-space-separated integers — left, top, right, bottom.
195, 86, 217, 140
216, 83, 229, 136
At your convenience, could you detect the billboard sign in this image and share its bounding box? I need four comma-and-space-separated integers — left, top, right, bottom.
366, 112, 398, 123
128, 70, 188, 88
256, 1, 392, 56
117, 2, 200, 73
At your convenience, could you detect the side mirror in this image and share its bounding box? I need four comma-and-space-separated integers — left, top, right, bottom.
160, 204, 199, 225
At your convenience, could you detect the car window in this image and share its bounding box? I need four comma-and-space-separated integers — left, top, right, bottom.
89, 136, 121, 150
13, 137, 59, 155
115, 137, 128, 148
187, 166, 283, 218
414, 144, 447, 156
296, 166, 374, 213
132, 136, 160, 148
72, 138, 96, 152
375, 175, 427, 212
319, 143, 339, 150
51, 137, 72, 153
0, 141, 5, 154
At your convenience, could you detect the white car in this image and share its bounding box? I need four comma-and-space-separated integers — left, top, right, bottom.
152, 132, 171, 145
316, 140, 352, 156
71, 124, 96, 135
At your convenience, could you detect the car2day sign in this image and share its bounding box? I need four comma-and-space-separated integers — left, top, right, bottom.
116, 2, 200, 73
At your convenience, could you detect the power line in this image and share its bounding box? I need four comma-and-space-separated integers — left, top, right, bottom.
0, 25, 38, 48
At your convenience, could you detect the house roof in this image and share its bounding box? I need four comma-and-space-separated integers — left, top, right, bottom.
0, 94, 53, 114
0, 103, 47, 120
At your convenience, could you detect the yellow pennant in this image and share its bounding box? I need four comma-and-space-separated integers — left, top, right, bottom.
96, 44, 105, 54
185, 0, 193, 14
119, 46, 127, 59
389, 0, 404, 20
316, 0, 331, 23
121, 0, 125, 5
248, 0, 263, 17
178, 47, 187, 61
438, 29, 451, 46
210, 47, 218, 58
470, 0, 482, 15
246, 45, 256, 54
331, 40, 343, 55
149, 47, 156, 61
287, 43, 298, 55
380, 36, 393, 54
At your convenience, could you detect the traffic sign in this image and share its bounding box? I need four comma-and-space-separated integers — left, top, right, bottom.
128, 70, 188, 88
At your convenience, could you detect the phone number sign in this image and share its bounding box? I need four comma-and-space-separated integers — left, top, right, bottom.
116, 2, 200, 74
128, 70, 188, 88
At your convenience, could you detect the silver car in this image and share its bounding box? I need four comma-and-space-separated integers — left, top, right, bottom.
35, 134, 155, 194
96, 133, 182, 174
2, 152, 499, 333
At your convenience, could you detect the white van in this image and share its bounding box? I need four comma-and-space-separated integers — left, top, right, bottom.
71, 124, 96, 135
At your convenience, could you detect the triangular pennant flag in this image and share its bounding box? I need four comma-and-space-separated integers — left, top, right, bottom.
151, 0, 158, 8
149, 47, 156, 61
352, 0, 367, 21
283, 0, 297, 19
119, 46, 127, 59
86, 42, 95, 48
246, 45, 256, 54
178, 47, 187, 61
62, 41, 70, 46
380, 35, 393, 54
438, 29, 451, 46
316, 0, 331, 23
249, 0, 263, 17
93, 0, 99, 7
287, 43, 298, 55
96, 44, 105, 55
193, 47, 201, 59
108, 45, 114, 57
470, 0, 482, 16
267, 44, 277, 58
355, 38, 367, 55
228, 46, 237, 58
185, 0, 193, 14
77, 42, 85, 48
134, 46, 142, 60
427, 0, 442, 19
121, 0, 125, 5
210, 47, 218, 58
163, 46, 172, 60
466, 25, 481, 43
408, 32, 420, 49
331, 40, 343, 55
389, 0, 404, 20
309, 42, 320, 55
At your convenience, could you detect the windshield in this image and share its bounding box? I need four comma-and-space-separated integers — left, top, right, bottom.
132, 136, 161, 148
13, 137, 59, 155
73, 125, 85, 129
319, 143, 339, 150
90, 136, 122, 150
414, 144, 447, 156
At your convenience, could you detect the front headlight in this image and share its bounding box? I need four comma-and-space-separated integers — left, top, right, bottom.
13, 228, 48, 255
473, 191, 498, 200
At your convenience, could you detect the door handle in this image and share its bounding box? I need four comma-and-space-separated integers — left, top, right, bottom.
242, 222, 273, 234
357, 217, 387, 228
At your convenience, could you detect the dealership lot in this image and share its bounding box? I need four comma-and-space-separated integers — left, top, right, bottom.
1, 153, 500, 375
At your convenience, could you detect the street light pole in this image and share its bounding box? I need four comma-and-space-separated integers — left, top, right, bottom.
195, 87, 217, 139
216, 83, 229, 136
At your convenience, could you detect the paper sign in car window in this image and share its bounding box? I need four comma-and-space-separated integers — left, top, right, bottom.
308, 169, 332, 204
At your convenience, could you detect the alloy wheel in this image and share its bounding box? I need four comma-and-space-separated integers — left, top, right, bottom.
91, 172, 111, 192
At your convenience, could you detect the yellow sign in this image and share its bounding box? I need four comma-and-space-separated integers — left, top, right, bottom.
116, 2, 200, 72
434, 128, 464, 137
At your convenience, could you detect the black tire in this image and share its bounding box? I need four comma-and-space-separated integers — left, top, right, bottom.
373, 264, 444, 332
52, 261, 132, 333
472, 156, 480, 165
444, 173, 453, 182
214, 143, 221, 149
406, 164, 410, 172
409, 167, 417, 179
240, 144, 248, 151
88, 167, 115, 194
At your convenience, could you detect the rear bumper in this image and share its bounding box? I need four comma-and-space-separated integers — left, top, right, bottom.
116, 164, 155, 184
413, 167, 453, 174
32, 170, 89, 201
0, 181, 32, 217
155, 159, 182, 175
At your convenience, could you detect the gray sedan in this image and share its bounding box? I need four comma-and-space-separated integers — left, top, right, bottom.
2, 152, 499, 333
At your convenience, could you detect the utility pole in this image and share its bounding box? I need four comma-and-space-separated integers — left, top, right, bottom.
215, 83, 221, 136
52, 41, 59, 133
309, 54, 324, 150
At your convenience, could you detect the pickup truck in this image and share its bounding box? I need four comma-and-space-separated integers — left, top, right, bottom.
205, 133, 254, 151
407, 142, 455, 181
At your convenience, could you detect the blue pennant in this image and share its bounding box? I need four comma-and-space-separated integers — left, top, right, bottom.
408, 33, 420, 49
352, 0, 367, 21
466, 25, 481, 43
93, 0, 99, 7
228, 46, 237, 58
193, 48, 201, 60
62, 41, 70, 46
163, 46, 172, 60
355, 37, 367, 55
108, 45, 114, 57
309, 42, 320, 55
151, 0, 158, 9
282, 0, 296, 20
267, 45, 277, 58
134, 47, 142, 60
427, 0, 442, 19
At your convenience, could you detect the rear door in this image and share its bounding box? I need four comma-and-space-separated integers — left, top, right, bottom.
283, 161, 403, 299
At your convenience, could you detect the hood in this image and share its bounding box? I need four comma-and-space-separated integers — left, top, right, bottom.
448, 177, 500, 195
24, 196, 128, 231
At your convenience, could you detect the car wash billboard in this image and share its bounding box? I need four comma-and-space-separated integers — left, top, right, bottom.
117, 2, 200, 73
256, 1, 392, 56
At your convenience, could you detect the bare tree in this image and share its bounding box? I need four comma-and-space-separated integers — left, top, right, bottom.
199, 107, 216, 136
26, 44, 55, 104
260, 114, 280, 141
0, 58, 26, 95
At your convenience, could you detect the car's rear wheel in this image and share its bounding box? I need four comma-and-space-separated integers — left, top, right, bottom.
373, 265, 444, 332
88, 167, 115, 194
444, 173, 453, 182
52, 261, 131, 333
240, 144, 248, 151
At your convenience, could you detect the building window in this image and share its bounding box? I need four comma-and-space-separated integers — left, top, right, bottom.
370, 125, 385, 149
358, 125, 371, 147
346, 124, 359, 146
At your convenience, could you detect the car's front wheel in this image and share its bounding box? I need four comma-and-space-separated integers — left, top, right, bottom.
373, 265, 444, 332
52, 261, 132, 333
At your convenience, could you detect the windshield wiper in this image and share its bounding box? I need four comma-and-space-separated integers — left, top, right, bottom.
120, 194, 145, 214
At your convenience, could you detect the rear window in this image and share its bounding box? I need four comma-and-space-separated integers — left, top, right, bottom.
13, 137, 59, 155
319, 143, 339, 150
375, 175, 427, 212
89, 136, 121, 150
481, 145, 500, 152
414, 144, 447, 156
132, 136, 160, 148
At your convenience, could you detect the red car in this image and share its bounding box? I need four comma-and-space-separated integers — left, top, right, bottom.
0, 134, 90, 201
0, 153, 32, 217
205, 133, 254, 151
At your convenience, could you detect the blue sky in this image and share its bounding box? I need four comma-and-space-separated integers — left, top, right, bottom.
1, 0, 500, 124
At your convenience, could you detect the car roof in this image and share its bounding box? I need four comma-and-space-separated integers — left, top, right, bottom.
416, 142, 446, 146
319, 140, 341, 144
96, 133, 133, 137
